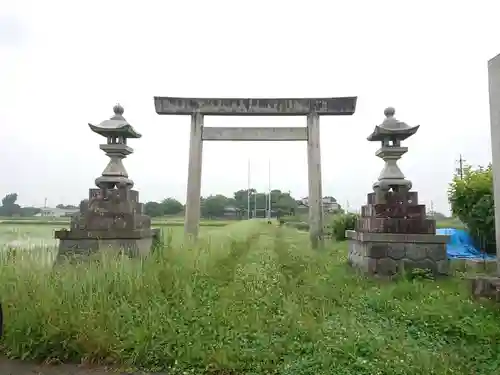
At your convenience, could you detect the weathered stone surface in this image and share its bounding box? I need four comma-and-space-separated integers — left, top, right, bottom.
367, 191, 418, 205
387, 243, 406, 260
356, 217, 435, 234
347, 108, 449, 278
154, 96, 357, 116
54, 105, 157, 261
470, 276, 500, 301
347, 236, 449, 277
55, 236, 159, 263
361, 203, 426, 219
367, 243, 387, 258
436, 259, 450, 275
202, 127, 308, 141
426, 243, 447, 261
346, 230, 448, 244
377, 258, 398, 275
406, 244, 428, 261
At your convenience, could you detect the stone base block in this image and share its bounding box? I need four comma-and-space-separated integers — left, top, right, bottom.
356, 216, 436, 234
346, 230, 449, 277
469, 275, 500, 301
55, 229, 160, 264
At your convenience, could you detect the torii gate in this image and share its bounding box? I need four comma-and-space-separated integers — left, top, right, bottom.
154, 96, 357, 248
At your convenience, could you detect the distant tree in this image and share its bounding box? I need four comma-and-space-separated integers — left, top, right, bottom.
0, 193, 20, 217
56, 204, 78, 209
233, 189, 256, 210
272, 191, 298, 216
2, 193, 18, 207
160, 198, 183, 215
144, 201, 164, 217
201, 195, 229, 218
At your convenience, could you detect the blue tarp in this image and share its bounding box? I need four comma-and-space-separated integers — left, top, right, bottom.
436, 228, 496, 260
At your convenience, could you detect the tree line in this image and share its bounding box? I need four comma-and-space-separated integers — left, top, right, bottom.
0, 189, 312, 219
143, 189, 304, 218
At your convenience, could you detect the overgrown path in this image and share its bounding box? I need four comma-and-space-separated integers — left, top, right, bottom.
2, 221, 500, 374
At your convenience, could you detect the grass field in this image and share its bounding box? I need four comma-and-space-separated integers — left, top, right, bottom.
0, 218, 231, 265
0, 220, 499, 374
435, 217, 466, 229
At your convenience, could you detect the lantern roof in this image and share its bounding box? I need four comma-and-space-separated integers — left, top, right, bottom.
367, 107, 419, 142
88, 104, 142, 138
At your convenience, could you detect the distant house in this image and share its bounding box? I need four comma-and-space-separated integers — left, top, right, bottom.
299, 196, 340, 213
35, 207, 79, 218
223, 206, 242, 219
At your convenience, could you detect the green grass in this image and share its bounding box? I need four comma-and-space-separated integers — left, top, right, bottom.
0, 221, 499, 374
435, 218, 466, 229
283, 215, 467, 234
0, 224, 213, 266
0, 222, 225, 248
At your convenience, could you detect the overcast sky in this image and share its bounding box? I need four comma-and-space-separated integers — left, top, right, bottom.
1, 0, 498, 214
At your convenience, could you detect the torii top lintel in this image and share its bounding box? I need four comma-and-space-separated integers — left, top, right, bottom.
154, 96, 357, 116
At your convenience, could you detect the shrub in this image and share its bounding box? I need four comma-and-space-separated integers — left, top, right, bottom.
448, 164, 495, 253
330, 213, 359, 241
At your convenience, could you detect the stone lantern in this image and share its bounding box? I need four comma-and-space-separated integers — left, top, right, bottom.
54, 105, 158, 262
346, 108, 448, 277
368, 107, 419, 202
91, 103, 140, 190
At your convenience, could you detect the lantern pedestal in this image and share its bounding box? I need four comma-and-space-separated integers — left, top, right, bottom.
54, 188, 159, 263
347, 191, 448, 277
347, 108, 449, 278
54, 105, 158, 263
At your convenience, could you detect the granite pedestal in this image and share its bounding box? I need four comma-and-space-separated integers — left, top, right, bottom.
55, 188, 159, 262
347, 192, 449, 277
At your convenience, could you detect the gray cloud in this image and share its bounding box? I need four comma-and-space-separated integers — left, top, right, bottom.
0, 15, 25, 47
1, 0, 499, 216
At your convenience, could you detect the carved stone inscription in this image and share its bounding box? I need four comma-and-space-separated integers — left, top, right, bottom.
154, 96, 357, 116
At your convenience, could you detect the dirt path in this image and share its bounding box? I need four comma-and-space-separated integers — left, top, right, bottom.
0, 357, 167, 375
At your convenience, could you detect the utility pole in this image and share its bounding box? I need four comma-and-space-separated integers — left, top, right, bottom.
247, 159, 251, 220
267, 159, 272, 220
253, 193, 257, 218
456, 154, 465, 179
265, 191, 268, 214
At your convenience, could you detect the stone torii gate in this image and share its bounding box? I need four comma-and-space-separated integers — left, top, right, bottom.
154, 96, 357, 248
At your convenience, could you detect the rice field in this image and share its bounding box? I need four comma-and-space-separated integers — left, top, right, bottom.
0, 221, 224, 267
